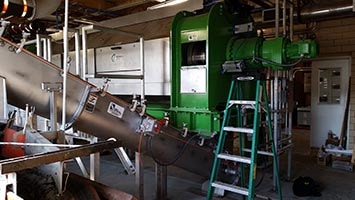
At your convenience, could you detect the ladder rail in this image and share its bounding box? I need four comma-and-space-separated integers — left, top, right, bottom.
207, 74, 283, 200
206, 80, 236, 199
247, 80, 261, 199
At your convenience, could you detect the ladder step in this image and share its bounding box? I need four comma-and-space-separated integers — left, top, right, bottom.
229, 100, 256, 105
218, 153, 251, 164
224, 126, 254, 134
212, 181, 249, 196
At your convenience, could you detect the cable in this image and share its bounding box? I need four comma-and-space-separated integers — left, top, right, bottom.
248, 55, 304, 68
203, 0, 221, 7
255, 155, 267, 188
147, 134, 199, 166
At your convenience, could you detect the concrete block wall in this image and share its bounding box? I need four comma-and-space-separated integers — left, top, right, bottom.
315, 17, 355, 149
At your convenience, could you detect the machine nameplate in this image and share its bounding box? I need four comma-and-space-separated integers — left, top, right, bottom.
85, 94, 98, 113
107, 102, 125, 119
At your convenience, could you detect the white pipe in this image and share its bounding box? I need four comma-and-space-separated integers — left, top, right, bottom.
273, 70, 279, 190
2, 78, 7, 120
47, 38, 52, 62
82, 27, 88, 80
36, 34, 42, 57
61, 0, 69, 130
140, 37, 145, 101
75, 31, 81, 76
42, 38, 47, 60
273, 71, 278, 142
22, 39, 37, 46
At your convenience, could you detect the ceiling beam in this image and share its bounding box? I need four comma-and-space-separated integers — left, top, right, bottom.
98, 0, 203, 28
70, 0, 115, 10
249, 0, 273, 8
107, 0, 157, 12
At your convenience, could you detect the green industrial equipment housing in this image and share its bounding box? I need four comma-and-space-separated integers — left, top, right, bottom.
147, 2, 318, 138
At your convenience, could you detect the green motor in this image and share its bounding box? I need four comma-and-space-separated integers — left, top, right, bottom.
224, 36, 318, 71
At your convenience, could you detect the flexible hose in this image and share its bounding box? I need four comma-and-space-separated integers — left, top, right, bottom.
147, 134, 199, 166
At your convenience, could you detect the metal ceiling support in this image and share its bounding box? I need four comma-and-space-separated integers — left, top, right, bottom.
107, 0, 156, 12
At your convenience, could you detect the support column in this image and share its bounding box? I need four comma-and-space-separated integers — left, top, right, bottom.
90, 137, 100, 181
135, 152, 144, 200
155, 163, 167, 200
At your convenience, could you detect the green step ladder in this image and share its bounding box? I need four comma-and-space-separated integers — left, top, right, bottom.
206, 72, 282, 200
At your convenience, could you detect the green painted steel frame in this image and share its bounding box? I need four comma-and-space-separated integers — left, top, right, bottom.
169, 3, 253, 136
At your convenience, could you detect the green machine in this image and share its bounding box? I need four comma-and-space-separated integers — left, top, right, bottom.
148, 2, 317, 140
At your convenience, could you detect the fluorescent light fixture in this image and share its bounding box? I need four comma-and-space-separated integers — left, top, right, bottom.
148, 0, 188, 10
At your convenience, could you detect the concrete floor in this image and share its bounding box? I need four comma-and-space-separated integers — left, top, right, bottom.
66, 128, 355, 200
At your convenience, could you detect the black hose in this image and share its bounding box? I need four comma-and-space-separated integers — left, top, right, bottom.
147, 134, 199, 166
255, 155, 267, 188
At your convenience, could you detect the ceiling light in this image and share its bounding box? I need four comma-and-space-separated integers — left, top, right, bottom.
148, 0, 188, 10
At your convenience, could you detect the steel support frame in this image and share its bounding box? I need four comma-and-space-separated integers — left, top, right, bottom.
81, 24, 145, 101
90, 136, 100, 181
269, 69, 293, 189
35, 34, 52, 61
80, 26, 146, 180
0, 140, 120, 174
0, 140, 119, 197
114, 147, 136, 175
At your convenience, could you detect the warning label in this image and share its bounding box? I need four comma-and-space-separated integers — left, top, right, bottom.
85, 94, 98, 113
107, 102, 125, 119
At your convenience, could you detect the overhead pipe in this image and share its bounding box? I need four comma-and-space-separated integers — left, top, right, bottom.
282, 0, 287, 36
290, 0, 294, 40
29, 0, 62, 20
275, 0, 280, 37
254, 0, 354, 25
0, 0, 34, 18
299, 0, 354, 21
0, 0, 61, 20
